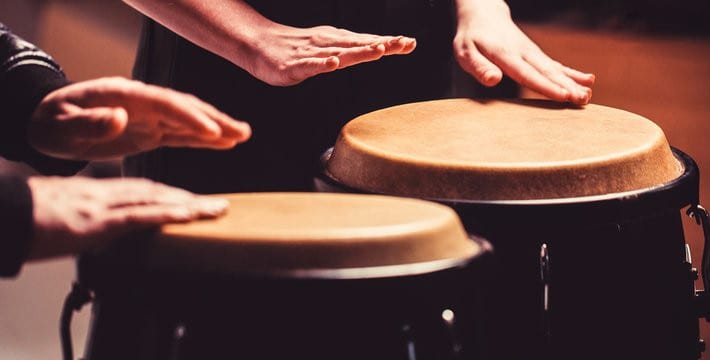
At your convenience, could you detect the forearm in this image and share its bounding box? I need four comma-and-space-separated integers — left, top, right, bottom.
123, 0, 277, 70
455, 0, 511, 23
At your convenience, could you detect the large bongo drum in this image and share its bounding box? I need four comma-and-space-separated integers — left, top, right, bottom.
76, 193, 491, 360
317, 99, 710, 359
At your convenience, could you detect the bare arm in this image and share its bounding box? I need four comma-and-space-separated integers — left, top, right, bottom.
453, 0, 595, 104
123, 0, 416, 86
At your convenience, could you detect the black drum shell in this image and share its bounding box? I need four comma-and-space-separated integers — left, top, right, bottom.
316, 148, 702, 360
78, 235, 493, 360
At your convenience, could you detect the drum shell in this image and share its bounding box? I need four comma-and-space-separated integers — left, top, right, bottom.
316, 148, 702, 360
79, 238, 493, 360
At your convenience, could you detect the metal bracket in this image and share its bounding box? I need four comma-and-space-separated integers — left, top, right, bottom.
61, 282, 94, 360
688, 205, 710, 321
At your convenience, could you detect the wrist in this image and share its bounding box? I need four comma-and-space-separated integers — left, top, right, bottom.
456, 0, 510, 23
226, 20, 291, 74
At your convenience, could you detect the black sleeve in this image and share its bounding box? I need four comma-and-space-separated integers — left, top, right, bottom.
0, 175, 33, 277
0, 23, 86, 175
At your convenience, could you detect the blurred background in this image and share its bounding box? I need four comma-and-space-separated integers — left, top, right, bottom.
0, 0, 708, 358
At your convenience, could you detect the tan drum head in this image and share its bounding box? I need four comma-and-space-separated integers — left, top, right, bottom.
327, 99, 683, 200
150, 193, 481, 277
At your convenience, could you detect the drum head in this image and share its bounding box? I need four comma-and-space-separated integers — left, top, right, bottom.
150, 193, 481, 277
326, 99, 683, 200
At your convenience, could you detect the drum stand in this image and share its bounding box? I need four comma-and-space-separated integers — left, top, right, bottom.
689, 205, 710, 356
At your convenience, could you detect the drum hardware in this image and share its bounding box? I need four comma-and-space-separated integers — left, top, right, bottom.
688, 205, 710, 323
170, 323, 187, 360
441, 308, 463, 360
60, 281, 93, 360
539, 243, 551, 343
401, 324, 417, 360
685, 204, 710, 359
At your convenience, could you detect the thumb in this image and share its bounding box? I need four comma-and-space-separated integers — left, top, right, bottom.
57, 106, 128, 142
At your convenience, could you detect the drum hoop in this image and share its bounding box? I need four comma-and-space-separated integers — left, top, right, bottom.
78, 236, 491, 288
232, 236, 492, 280
319, 147, 700, 210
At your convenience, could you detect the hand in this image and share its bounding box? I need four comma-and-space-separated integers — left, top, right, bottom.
244, 24, 416, 86
28, 77, 252, 161
453, 0, 595, 104
122, 0, 415, 86
27, 176, 229, 259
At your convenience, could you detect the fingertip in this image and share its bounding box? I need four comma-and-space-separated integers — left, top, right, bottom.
568, 87, 592, 105
220, 121, 252, 143
325, 56, 340, 69
193, 197, 230, 218
387, 36, 403, 46
111, 107, 128, 131
402, 38, 417, 54
481, 69, 503, 87
237, 122, 252, 142
564, 66, 596, 86
169, 206, 196, 222
580, 87, 593, 105
576, 73, 595, 87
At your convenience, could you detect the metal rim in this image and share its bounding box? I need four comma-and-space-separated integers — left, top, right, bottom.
320, 147, 700, 210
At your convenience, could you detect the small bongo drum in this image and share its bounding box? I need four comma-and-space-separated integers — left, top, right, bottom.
77, 193, 491, 360
318, 99, 710, 359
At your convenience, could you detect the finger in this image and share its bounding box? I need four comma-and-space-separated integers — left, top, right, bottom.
303, 43, 386, 63
562, 66, 596, 87
285, 56, 340, 84
523, 50, 591, 104
321, 28, 403, 47
182, 96, 252, 142
400, 38, 417, 54
356, 35, 417, 55
105, 205, 196, 229
129, 84, 223, 139
160, 134, 240, 149
73, 78, 224, 139
382, 36, 406, 55
495, 53, 570, 102
381, 36, 417, 56
56, 105, 128, 142
190, 197, 230, 218
335, 43, 386, 69
106, 197, 229, 226
455, 40, 503, 87
102, 178, 196, 207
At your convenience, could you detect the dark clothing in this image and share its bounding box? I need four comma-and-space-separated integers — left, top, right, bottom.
0, 23, 84, 175
0, 23, 82, 276
0, 175, 33, 276
125, 0, 457, 194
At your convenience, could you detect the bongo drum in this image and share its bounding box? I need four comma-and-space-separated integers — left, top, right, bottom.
317, 99, 710, 359
77, 193, 491, 360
